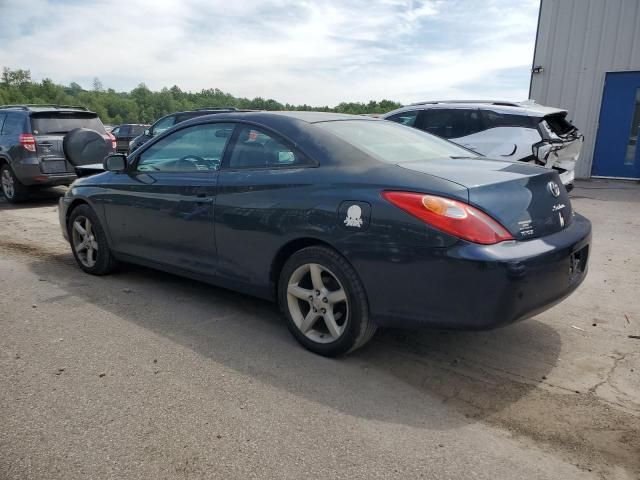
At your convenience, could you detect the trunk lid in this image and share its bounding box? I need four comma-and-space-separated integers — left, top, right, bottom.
397, 157, 573, 241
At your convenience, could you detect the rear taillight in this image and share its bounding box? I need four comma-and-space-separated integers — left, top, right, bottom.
107, 132, 116, 150
382, 191, 514, 245
19, 134, 36, 152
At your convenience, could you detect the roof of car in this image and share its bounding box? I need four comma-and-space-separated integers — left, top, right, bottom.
385, 100, 567, 118
194, 111, 374, 124
173, 108, 257, 115
0, 104, 94, 114
264, 111, 369, 123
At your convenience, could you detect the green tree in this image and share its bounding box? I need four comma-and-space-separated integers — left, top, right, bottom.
0, 66, 404, 124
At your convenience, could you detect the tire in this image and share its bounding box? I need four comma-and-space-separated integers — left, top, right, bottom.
67, 204, 117, 275
63, 128, 111, 166
278, 246, 377, 357
1, 164, 30, 203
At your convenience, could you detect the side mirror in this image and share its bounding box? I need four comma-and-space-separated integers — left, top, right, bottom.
103, 153, 127, 172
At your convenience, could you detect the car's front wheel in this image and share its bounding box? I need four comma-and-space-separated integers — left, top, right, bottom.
68, 204, 117, 275
1, 164, 30, 203
278, 246, 377, 356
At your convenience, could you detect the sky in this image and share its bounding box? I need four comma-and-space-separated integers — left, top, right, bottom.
0, 0, 540, 106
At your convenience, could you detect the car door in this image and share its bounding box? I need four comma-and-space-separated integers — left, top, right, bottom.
214, 124, 317, 296
102, 122, 236, 276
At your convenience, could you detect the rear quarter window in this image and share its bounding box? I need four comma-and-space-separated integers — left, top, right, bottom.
480, 110, 538, 129
2, 113, 27, 135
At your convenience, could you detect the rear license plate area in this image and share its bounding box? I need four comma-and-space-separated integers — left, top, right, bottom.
41, 160, 70, 174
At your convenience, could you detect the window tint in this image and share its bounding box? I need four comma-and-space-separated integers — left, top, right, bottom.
386, 110, 419, 127
316, 120, 475, 164
481, 110, 538, 129
152, 116, 175, 136
30, 113, 105, 135
111, 126, 121, 137
420, 109, 483, 139
0, 114, 6, 134
137, 123, 234, 173
228, 126, 313, 169
2, 113, 26, 135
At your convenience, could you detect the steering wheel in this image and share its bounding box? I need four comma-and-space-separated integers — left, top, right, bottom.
176, 155, 208, 170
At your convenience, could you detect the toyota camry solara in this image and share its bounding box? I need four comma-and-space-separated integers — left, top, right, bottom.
59, 111, 591, 356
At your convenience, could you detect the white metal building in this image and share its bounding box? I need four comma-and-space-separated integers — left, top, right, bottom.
529, 0, 640, 179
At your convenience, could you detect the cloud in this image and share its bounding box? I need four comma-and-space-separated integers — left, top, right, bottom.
0, 0, 539, 106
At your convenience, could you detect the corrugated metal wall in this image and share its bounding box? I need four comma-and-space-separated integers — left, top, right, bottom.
529, 0, 640, 178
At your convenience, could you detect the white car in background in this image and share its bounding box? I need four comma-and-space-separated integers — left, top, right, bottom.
383, 100, 583, 190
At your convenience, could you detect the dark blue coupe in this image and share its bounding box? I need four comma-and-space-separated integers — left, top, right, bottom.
59, 112, 591, 356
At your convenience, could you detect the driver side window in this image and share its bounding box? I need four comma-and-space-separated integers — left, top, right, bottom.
137, 123, 235, 173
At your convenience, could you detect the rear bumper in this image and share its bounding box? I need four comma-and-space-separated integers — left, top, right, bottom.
14, 162, 76, 186
357, 214, 591, 330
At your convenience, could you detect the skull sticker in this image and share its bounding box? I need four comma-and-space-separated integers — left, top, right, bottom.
338, 201, 371, 230
344, 205, 363, 228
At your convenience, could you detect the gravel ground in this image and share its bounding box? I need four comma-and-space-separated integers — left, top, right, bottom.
0, 179, 638, 479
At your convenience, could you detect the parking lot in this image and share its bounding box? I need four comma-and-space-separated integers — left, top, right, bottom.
0, 180, 638, 479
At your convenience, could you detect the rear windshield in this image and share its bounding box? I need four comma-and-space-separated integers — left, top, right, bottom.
119, 124, 147, 136
30, 113, 106, 135
544, 113, 576, 136
316, 119, 476, 163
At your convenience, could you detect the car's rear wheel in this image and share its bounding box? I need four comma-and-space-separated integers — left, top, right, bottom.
68, 204, 117, 275
1, 164, 30, 203
278, 246, 377, 356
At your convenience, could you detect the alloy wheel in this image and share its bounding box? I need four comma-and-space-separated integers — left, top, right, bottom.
71, 216, 99, 268
1, 169, 15, 199
286, 263, 349, 343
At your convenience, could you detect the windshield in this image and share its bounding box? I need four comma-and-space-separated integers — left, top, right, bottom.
30, 113, 106, 135
316, 119, 477, 163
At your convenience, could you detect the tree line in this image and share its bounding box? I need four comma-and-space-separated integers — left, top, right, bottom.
0, 67, 402, 125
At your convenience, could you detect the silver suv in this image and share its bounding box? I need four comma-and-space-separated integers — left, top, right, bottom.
383, 100, 583, 189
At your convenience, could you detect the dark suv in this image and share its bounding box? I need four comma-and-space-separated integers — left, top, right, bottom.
110, 123, 149, 153
0, 104, 115, 202
128, 108, 254, 152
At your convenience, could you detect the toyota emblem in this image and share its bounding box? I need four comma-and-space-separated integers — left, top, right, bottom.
547, 181, 561, 198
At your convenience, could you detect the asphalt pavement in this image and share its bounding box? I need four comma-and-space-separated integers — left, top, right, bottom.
1, 180, 638, 479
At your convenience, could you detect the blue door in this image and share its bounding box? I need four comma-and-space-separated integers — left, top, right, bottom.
593, 71, 640, 178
